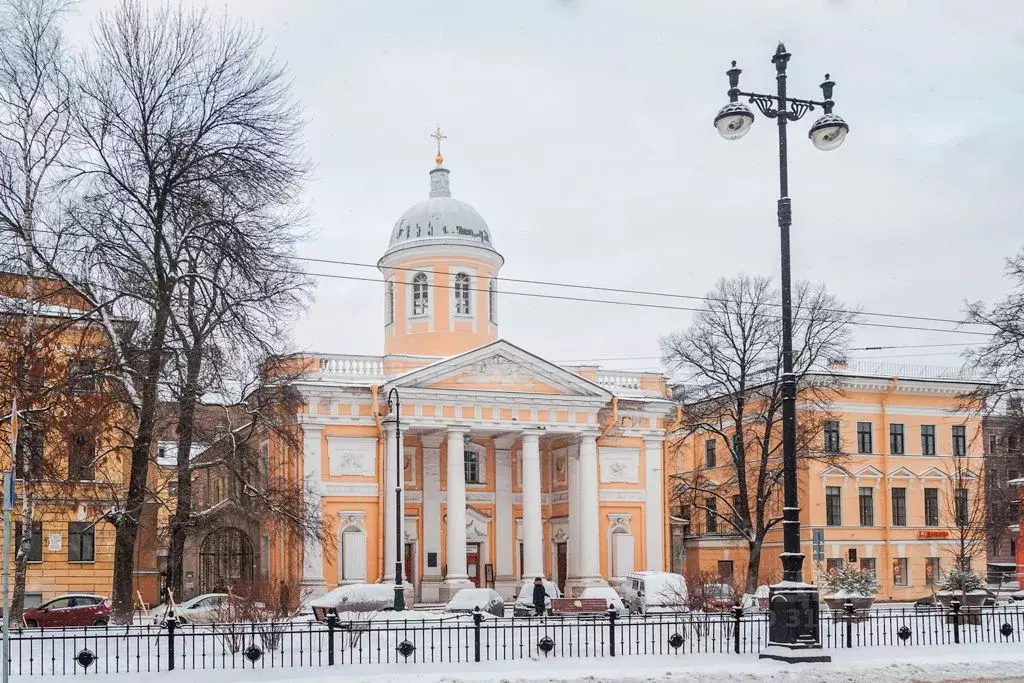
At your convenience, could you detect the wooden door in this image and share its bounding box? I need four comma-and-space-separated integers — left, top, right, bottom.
404, 542, 416, 589
466, 543, 481, 587
556, 542, 567, 594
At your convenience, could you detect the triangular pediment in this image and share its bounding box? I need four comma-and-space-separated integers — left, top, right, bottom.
385, 340, 612, 399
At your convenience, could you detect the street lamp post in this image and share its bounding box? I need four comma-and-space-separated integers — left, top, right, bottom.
385, 388, 406, 612
714, 43, 849, 663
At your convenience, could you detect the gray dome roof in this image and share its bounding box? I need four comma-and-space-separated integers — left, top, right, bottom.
387, 167, 496, 252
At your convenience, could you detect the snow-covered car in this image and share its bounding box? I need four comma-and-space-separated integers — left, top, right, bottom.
622, 571, 688, 614
580, 586, 626, 616
443, 588, 504, 617
151, 593, 267, 625
699, 583, 737, 612
513, 580, 561, 617
742, 585, 771, 612
309, 584, 396, 622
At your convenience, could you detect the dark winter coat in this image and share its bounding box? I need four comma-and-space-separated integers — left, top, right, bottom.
532, 583, 547, 611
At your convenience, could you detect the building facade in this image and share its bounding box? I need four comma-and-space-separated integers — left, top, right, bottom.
672, 365, 994, 601
292, 156, 674, 602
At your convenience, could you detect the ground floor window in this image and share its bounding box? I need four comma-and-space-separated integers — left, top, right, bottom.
859, 557, 876, 574
893, 558, 909, 587
610, 527, 634, 578
926, 557, 941, 586
826, 557, 844, 572
717, 560, 734, 584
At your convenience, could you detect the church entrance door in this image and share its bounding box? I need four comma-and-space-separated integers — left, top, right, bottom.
466, 543, 481, 587
556, 542, 567, 594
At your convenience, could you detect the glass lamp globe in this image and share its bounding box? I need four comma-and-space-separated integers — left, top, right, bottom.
714, 102, 755, 140
808, 113, 849, 151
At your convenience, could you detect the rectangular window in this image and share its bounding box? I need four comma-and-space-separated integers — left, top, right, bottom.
464, 450, 481, 484
989, 434, 998, 455
889, 424, 905, 455
859, 557, 876, 574
717, 560, 734, 584
826, 557, 844, 572
15, 423, 44, 480
812, 528, 825, 563
731, 494, 743, 531
955, 487, 969, 527
926, 557, 941, 586
858, 487, 874, 526
704, 439, 716, 468
14, 521, 43, 563
952, 426, 967, 457
68, 432, 96, 481
488, 279, 497, 324
857, 422, 873, 454
69, 359, 98, 393
826, 486, 842, 526
893, 558, 909, 587
924, 488, 939, 527
824, 421, 841, 454
705, 498, 718, 534
68, 522, 95, 563
891, 487, 907, 527
385, 281, 395, 325
921, 425, 936, 456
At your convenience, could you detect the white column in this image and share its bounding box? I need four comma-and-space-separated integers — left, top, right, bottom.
644, 436, 665, 571
383, 419, 398, 582
444, 427, 470, 586
578, 430, 603, 583
421, 433, 443, 602
521, 430, 545, 579
567, 445, 581, 580
300, 425, 327, 596
494, 436, 516, 591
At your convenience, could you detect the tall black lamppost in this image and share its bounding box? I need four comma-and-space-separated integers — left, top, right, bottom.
713, 43, 849, 662
385, 388, 406, 612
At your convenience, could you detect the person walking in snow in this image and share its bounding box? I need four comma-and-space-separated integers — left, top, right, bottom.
532, 577, 547, 617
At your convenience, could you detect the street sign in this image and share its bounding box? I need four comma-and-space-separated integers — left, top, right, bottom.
2, 473, 13, 511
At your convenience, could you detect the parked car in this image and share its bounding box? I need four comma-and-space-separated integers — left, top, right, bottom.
443, 588, 504, 617
23, 594, 111, 628
151, 593, 265, 625
622, 571, 688, 614
698, 583, 737, 612
310, 584, 396, 622
580, 586, 626, 616
512, 580, 561, 617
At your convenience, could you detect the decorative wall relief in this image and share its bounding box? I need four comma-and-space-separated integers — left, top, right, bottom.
599, 447, 640, 483
327, 437, 377, 476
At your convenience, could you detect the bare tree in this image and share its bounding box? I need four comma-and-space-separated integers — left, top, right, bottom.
943, 446, 988, 575
966, 250, 1024, 396
0, 0, 73, 623
19, 0, 310, 622
662, 274, 856, 594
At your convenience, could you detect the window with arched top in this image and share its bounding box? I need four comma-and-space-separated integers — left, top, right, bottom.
385, 281, 395, 325
488, 278, 497, 324
412, 273, 429, 315
455, 273, 471, 315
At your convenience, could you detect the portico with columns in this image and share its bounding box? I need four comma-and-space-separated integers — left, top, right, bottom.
293, 141, 674, 603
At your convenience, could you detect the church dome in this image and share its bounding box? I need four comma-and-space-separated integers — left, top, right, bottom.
385, 166, 498, 256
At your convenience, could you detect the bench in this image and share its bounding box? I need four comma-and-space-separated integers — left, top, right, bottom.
550, 598, 609, 616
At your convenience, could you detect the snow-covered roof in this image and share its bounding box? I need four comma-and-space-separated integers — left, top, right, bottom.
156, 441, 208, 467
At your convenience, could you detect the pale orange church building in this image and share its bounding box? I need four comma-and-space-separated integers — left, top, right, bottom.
293, 150, 675, 602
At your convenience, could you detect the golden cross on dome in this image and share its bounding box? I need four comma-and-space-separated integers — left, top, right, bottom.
430, 126, 447, 166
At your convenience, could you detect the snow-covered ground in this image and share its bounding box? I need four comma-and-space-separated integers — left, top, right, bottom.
18, 642, 1024, 682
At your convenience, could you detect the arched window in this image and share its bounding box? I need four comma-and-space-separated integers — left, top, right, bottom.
412, 273, 429, 315
385, 281, 395, 325
488, 278, 497, 324
454, 273, 471, 315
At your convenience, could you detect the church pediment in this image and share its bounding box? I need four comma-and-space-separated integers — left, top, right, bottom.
386, 340, 612, 399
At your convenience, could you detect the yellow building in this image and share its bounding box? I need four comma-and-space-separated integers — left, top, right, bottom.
0, 271, 133, 607
290, 155, 675, 602
672, 364, 994, 602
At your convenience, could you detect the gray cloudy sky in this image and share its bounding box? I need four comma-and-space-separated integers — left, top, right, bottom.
69, 1, 1024, 372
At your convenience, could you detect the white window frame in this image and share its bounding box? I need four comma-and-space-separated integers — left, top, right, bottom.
411, 272, 430, 317
385, 279, 395, 325
488, 278, 497, 324
454, 272, 471, 316
464, 441, 486, 486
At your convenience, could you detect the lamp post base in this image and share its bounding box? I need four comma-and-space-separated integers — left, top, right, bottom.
759, 582, 830, 663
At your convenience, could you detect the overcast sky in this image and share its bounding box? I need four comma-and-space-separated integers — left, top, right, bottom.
69, 1, 1024, 372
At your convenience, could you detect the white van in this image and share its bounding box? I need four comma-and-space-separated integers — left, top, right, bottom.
622, 571, 688, 614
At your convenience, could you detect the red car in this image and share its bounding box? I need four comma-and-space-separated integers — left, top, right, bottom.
23, 594, 111, 628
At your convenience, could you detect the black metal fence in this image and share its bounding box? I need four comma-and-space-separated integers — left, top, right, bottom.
4, 604, 1023, 676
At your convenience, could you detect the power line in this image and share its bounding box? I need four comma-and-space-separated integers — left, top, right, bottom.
295, 255, 987, 329
557, 343, 981, 364
298, 268, 993, 337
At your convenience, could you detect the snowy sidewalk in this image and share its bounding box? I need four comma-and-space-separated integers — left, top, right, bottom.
30, 644, 1024, 683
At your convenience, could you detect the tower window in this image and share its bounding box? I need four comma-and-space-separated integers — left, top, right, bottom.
488, 278, 497, 324
412, 273, 429, 315
454, 273, 471, 315
385, 281, 395, 325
